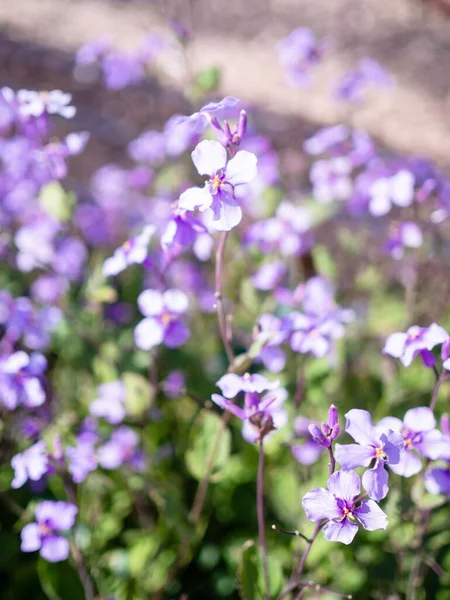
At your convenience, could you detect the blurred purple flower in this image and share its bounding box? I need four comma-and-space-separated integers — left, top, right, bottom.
212, 373, 287, 443
302, 470, 387, 544
16, 89, 76, 119
161, 209, 206, 253
11, 440, 48, 488
334, 59, 392, 103
368, 170, 415, 216
384, 221, 423, 260
66, 435, 98, 483
134, 288, 190, 351
277, 28, 323, 87
377, 407, 443, 477
335, 409, 403, 500
0, 351, 46, 410
21, 501, 77, 562
310, 157, 353, 204
255, 313, 292, 373
97, 427, 145, 471
90, 381, 126, 424
252, 261, 287, 291
291, 416, 325, 465
103, 225, 155, 277
162, 370, 185, 398
178, 139, 257, 231
383, 323, 449, 368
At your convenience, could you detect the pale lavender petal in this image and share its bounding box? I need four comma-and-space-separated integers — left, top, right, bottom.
260, 346, 286, 373
163, 289, 189, 314
134, 317, 164, 350
381, 430, 403, 465
424, 323, 449, 350
391, 170, 414, 207
36, 501, 77, 531
327, 470, 361, 503
403, 407, 436, 433
242, 420, 259, 443
302, 488, 341, 522
164, 319, 190, 348
383, 332, 407, 358
23, 378, 45, 407
97, 442, 123, 470
102, 250, 127, 276
362, 461, 389, 501
369, 192, 391, 216
389, 450, 422, 477
225, 150, 258, 186
41, 536, 70, 562
335, 443, 375, 469
416, 429, 444, 460
192, 140, 227, 175
354, 499, 388, 531
291, 441, 323, 465
21, 523, 41, 552
11, 454, 27, 489
376, 416, 403, 435
216, 374, 244, 398
208, 203, 242, 231
211, 393, 246, 419
137, 289, 163, 317
344, 409, 377, 446
425, 468, 450, 497
322, 520, 359, 545
178, 186, 212, 211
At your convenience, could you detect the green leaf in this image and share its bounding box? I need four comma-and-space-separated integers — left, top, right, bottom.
237, 540, 283, 600
123, 372, 154, 417
194, 67, 221, 93
185, 410, 231, 481
39, 182, 74, 221
238, 541, 260, 600
38, 557, 85, 600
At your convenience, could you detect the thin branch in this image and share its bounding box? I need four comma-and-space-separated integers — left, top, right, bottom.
257, 440, 270, 600
214, 231, 234, 364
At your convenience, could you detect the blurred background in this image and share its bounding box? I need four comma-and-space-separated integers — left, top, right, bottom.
3, 0, 450, 175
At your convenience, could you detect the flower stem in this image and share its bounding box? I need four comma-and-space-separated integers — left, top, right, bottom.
430, 370, 447, 412
257, 440, 271, 600
407, 509, 431, 600
215, 231, 234, 364
328, 446, 336, 477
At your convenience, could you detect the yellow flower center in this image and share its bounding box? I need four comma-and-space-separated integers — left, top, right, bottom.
342, 508, 356, 521
161, 311, 173, 326
375, 447, 387, 460
211, 175, 222, 190
404, 437, 413, 449
122, 240, 132, 252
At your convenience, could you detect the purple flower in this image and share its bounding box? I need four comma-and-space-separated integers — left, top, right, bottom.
212, 373, 287, 442
277, 28, 323, 87
309, 405, 340, 448
11, 440, 48, 488
291, 417, 325, 466
255, 313, 291, 373
368, 170, 415, 216
134, 289, 190, 351
16, 89, 76, 119
102, 52, 144, 89
251, 261, 287, 291
21, 501, 77, 562
0, 351, 46, 410
103, 225, 155, 277
383, 323, 449, 368
66, 435, 98, 483
302, 470, 388, 545
335, 409, 403, 500
161, 209, 206, 253
384, 221, 423, 260
334, 59, 392, 103
90, 381, 126, 424
304, 125, 350, 156
170, 97, 240, 141
178, 140, 257, 231
310, 157, 353, 204
425, 464, 450, 498
377, 407, 443, 477
97, 427, 145, 471
162, 370, 185, 399
128, 130, 166, 164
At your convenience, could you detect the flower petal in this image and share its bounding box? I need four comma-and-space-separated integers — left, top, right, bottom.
192, 140, 227, 175
327, 470, 361, 503
302, 488, 341, 522
322, 519, 359, 545
383, 332, 407, 358
208, 203, 242, 231
344, 409, 377, 446
134, 317, 164, 350
291, 441, 323, 465
362, 461, 389, 501
404, 407, 436, 433
164, 320, 190, 348
389, 450, 422, 477
354, 499, 388, 531
335, 443, 375, 469
137, 289, 163, 317
178, 186, 212, 211
216, 373, 244, 398
225, 150, 258, 186
21, 523, 42, 552
163, 289, 189, 314
40, 536, 70, 562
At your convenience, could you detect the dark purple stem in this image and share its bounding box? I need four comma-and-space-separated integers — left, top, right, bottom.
328, 446, 336, 477
257, 439, 270, 600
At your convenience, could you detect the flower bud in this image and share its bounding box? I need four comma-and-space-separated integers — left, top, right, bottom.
327, 404, 339, 428
237, 109, 247, 141
308, 423, 330, 448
